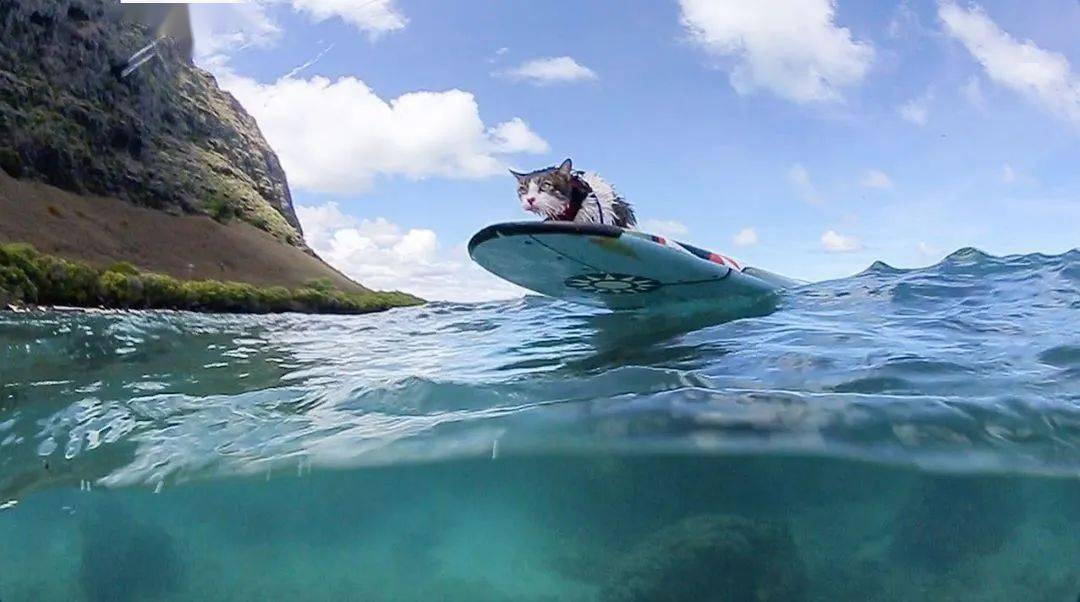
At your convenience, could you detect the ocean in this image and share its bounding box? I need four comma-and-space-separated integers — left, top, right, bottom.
1, 247, 1078, 601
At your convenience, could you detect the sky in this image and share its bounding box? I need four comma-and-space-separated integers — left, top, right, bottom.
189, 0, 1080, 301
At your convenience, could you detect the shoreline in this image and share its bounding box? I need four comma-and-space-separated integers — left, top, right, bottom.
1, 242, 423, 315
0, 302, 419, 317
0, 171, 366, 294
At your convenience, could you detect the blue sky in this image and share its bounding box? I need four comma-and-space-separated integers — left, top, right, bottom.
191, 0, 1080, 300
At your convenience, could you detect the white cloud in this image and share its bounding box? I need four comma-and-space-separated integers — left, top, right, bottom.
939, 2, 1080, 126
214, 70, 549, 194
821, 229, 861, 252
297, 203, 522, 301
733, 227, 759, 247
788, 163, 824, 204
289, 0, 406, 37
191, 0, 404, 63
282, 43, 335, 79
886, 0, 926, 39
641, 219, 689, 238
860, 169, 893, 189
499, 56, 598, 85
917, 241, 939, 257
898, 93, 930, 125
487, 118, 551, 154
961, 76, 986, 110
191, 3, 282, 61
677, 0, 874, 103
1001, 163, 1016, 183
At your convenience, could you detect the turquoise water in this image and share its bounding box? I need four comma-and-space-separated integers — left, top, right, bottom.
1, 247, 1078, 601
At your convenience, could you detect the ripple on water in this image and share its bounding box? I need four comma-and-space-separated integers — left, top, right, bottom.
0, 247, 1078, 496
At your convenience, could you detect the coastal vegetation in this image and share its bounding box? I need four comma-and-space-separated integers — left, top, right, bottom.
0, 243, 422, 314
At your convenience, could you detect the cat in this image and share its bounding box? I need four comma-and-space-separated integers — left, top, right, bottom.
511, 158, 636, 229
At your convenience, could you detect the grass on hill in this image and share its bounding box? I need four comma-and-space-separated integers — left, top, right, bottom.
0, 243, 422, 314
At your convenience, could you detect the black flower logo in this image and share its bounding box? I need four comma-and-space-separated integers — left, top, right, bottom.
564, 273, 662, 295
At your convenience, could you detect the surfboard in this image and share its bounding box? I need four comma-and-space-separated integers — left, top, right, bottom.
468, 222, 801, 311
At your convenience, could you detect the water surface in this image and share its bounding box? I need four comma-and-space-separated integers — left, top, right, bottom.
1, 247, 1078, 600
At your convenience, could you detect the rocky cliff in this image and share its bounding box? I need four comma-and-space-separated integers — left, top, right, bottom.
0, 0, 303, 245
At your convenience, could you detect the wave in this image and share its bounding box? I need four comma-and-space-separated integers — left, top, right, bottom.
1, 247, 1078, 498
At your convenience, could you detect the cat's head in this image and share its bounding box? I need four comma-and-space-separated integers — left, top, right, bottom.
510, 158, 574, 219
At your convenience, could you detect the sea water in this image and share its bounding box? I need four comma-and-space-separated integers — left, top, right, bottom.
0, 247, 1078, 601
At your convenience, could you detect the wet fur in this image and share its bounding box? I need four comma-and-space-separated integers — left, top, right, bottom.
511, 159, 637, 229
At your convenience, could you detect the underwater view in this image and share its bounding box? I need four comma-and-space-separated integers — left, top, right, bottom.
1, 247, 1078, 601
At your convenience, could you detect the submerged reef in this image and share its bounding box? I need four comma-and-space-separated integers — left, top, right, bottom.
600, 514, 807, 602
891, 475, 1025, 569
79, 500, 184, 602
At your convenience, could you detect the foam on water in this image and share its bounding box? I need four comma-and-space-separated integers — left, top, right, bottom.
0, 247, 1078, 600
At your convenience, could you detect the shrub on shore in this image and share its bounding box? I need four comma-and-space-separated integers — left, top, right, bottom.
0, 147, 23, 177
0, 242, 422, 314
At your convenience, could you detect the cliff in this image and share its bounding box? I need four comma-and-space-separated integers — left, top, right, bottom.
0, 0, 417, 308
0, 0, 301, 244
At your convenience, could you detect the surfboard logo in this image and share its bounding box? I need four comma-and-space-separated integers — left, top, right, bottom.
564, 273, 662, 295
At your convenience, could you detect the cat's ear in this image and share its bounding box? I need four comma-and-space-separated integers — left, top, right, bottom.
509, 169, 526, 182
558, 158, 573, 175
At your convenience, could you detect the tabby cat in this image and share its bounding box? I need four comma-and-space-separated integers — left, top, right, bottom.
511, 159, 636, 228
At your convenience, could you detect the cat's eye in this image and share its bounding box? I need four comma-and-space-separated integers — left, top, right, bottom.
540, 182, 553, 191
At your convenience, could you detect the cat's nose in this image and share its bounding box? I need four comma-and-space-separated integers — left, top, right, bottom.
526, 197, 536, 206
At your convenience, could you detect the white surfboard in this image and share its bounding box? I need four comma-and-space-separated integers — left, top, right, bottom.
468, 222, 801, 311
